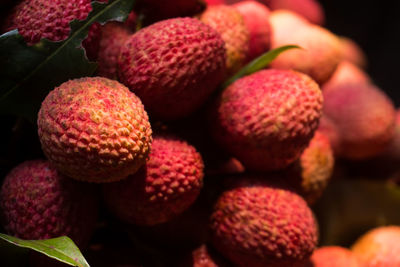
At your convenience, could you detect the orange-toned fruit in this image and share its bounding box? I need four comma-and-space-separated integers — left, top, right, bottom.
311, 246, 362, 267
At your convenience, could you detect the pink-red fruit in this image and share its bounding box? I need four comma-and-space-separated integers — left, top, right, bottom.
210, 177, 318, 267
103, 135, 204, 226
210, 69, 323, 171
311, 246, 362, 267
0, 160, 98, 248
118, 17, 226, 120
37, 77, 152, 183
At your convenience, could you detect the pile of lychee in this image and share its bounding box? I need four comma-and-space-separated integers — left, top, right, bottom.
1, 0, 400, 266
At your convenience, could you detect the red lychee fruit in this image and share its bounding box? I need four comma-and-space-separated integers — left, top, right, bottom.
2, 0, 102, 60
37, 77, 152, 183
97, 22, 132, 79
262, 0, 325, 25
200, 5, 250, 75
352, 226, 400, 266
269, 10, 342, 84
210, 69, 323, 171
103, 135, 204, 226
311, 246, 362, 267
340, 37, 368, 68
233, 1, 272, 62
320, 83, 396, 160
0, 160, 98, 248
118, 17, 226, 120
210, 176, 318, 267
204, 0, 226, 5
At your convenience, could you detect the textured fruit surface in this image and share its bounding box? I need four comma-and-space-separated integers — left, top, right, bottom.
210, 176, 318, 267
97, 22, 131, 79
210, 69, 323, 171
103, 135, 204, 226
352, 226, 400, 267
2, 0, 101, 59
270, 10, 341, 84
286, 130, 334, 204
263, 0, 325, 25
321, 83, 396, 159
200, 5, 249, 75
233, 1, 272, 61
340, 37, 367, 68
118, 17, 226, 120
311, 246, 362, 267
0, 160, 98, 248
322, 61, 371, 92
37, 77, 152, 183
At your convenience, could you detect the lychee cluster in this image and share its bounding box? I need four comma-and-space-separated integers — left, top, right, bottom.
1, 0, 400, 266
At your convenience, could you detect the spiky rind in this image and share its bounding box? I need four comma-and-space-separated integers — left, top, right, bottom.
38, 77, 152, 183
104, 135, 204, 225
200, 5, 249, 75
118, 17, 226, 120
210, 177, 318, 267
210, 69, 323, 171
0, 160, 98, 248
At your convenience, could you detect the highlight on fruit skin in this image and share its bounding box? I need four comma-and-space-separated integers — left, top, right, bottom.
351, 225, 400, 267
285, 130, 335, 205
210, 176, 318, 267
103, 135, 204, 226
37, 77, 152, 183
118, 17, 226, 120
269, 10, 342, 84
320, 83, 396, 160
200, 4, 250, 75
310, 246, 362, 267
233, 0, 272, 62
210, 69, 323, 171
0, 160, 99, 249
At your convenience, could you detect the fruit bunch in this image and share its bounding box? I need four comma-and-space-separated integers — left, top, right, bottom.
1, 0, 400, 266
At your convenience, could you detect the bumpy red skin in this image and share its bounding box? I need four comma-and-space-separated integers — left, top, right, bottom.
2, 0, 101, 60
270, 10, 341, 85
0, 160, 98, 248
310, 246, 362, 267
200, 5, 249, 75
352, 226, 400, 266
97, 22, 131, 79
262, 0, 325, 25
37, 77, 152, 183
233, 1, 272, 62
321, 83, 396, 159
103, 135, 204, 226
118, 18, 226, 120
210, 69, 323, 171
210, 177, 318, 267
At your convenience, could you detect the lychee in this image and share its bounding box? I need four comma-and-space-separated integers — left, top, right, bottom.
340, 37, 367, 68
210, 69, 323, 171
97, 22, 132, 79
269, 10, 342, 84
311, 246, 362, 267
352, 226, 400, 266
210, 176, 318, 267
103, 135, 204, 226
200, 5, 250, 75
233, 1, 272, 62
118, 17, 226, 120
263, 0, 325, 25
37, 77, 152, 183
320, 83, 396, 159
2, 0, 102, 60
0, 160, 98, 248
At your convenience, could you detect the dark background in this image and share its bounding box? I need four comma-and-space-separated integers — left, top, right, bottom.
319, 0, 400, 107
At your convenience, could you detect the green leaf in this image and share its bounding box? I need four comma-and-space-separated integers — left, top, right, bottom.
0, 0, 135, 123
222, 45, 301, 88
314, 179, 400, 247
0, 234, 89, 267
